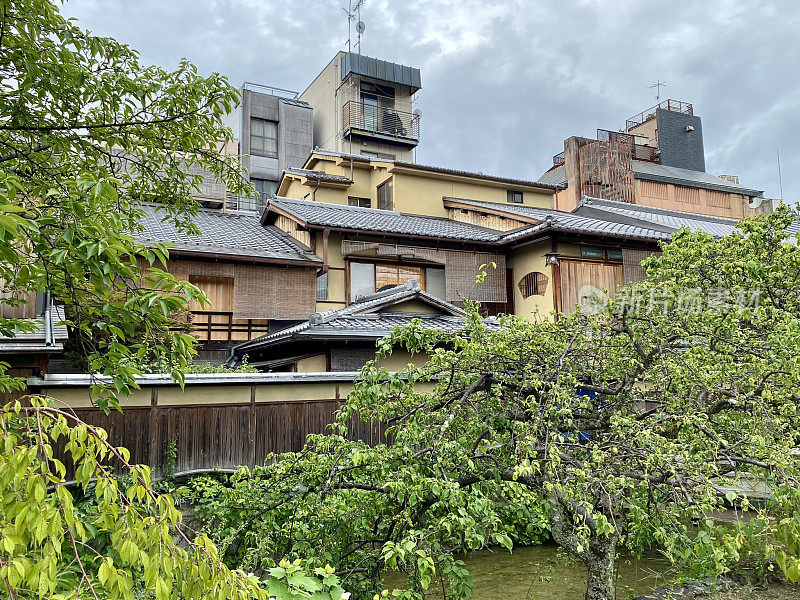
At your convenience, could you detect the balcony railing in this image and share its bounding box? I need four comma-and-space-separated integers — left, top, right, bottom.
596, 129, 659, 163
625, 99, 693, 131
342, 101, 420, 143
185, 311, 270, 344
553, 151, 565, 167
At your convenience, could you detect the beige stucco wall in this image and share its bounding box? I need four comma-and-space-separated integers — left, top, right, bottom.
507, 239, 556, 320
296, 354, 328, 372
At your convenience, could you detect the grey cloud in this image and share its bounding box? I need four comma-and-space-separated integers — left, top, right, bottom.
63, 0, 800, 203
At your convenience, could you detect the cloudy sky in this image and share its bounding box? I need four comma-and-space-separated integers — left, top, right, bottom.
63, 0, 799, 203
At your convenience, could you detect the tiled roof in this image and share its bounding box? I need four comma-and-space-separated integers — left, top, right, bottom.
136, 204, 321, 264
443, 198, 671, 242
266, 196, 504, 242
537, 165, 568, 187
535, 161, 763, 196
229, 280, 504, 362
278, 97, 312, 108
576, 197, 739, 238
309, 149, 562, 190
283, 167, 353, 184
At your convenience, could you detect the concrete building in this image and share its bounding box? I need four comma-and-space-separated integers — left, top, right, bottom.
223, 83, 314, 212
540, 99, 772, 219
300, 52, 422, 162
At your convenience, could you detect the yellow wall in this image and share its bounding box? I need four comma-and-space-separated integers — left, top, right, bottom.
296, 354, 328, 372
507, 239, 556, 320
279, 153, 555, 219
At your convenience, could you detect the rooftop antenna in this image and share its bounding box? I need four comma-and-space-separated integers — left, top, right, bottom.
649, 80, 667, 102
777, 148, 784, 201
344, 0, 366, 54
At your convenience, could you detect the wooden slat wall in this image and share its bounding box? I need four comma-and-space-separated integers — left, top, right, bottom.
56, 399, 386, 478
560, 260, 625, 312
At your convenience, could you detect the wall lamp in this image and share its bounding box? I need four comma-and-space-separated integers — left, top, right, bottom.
545, 252, 561, 266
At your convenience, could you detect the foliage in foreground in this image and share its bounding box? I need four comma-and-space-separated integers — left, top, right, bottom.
0, 398, 347, 600
183, 208, 800, 600
0, 0, 254, 408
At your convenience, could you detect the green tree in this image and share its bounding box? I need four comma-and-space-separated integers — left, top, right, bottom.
0, 398, 348, 600
0, 0, 251, 407
186, 208, 800, 600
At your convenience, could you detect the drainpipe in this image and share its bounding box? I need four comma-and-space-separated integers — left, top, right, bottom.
318, 228, 330, 277
312, 177, 321, 202
43, 292, 53, 346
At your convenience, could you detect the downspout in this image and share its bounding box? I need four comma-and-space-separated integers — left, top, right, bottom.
312, 176, 321, 202
318, 228, 330, 277
43, 292, 53, 347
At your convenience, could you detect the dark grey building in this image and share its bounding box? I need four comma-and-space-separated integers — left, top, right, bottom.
224, 83, 314, 212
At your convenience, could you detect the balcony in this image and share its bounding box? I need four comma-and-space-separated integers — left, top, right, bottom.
625, 99, 693, 131
342, 101, 420, 147
185, 311, 270, 346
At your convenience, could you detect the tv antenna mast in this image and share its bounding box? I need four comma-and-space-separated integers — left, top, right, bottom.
649, 80, 667, 102
344, 0, 366, 54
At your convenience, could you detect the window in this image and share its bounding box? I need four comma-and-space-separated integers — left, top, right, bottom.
581, 246, 623, 262
250, 118, 278, 157
316, 272, 328, 301
507, 190, 523, 204
348, 197, 371, 208
350, 262, 376, 301
377, 178, 393, 211
581, 246, 605, 259
518, 272, 548, 298
349, 261, 442, 302
241, 178, 277, 212
361, 151, 396, 160
426, 267, 446, 299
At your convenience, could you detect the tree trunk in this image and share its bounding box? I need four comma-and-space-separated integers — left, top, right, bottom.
584, 535, 617, 600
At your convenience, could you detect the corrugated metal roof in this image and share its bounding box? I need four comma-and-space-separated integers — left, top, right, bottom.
0, 306, 68, 352
632, 160, 762, 196
266, 196, 504, 242
340, 52, 422, 91
535, 161, 762, 196
136, 204, 321, 263
576, 197, 739, 238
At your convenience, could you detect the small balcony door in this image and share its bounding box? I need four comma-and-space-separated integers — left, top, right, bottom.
361, 92, 379, 132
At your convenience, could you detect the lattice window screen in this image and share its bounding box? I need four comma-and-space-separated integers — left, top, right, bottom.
622, 249, 660, 284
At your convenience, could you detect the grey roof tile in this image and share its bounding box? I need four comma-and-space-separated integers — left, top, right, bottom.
136, 204, 320, 263
443, 198, 671, 242
267, 196, 504, 242
537, 165, 567, 187
283, 167, 353, 184
231, 280, 495, 356
310, 148, 561, 190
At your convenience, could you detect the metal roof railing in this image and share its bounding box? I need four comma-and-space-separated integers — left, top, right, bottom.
625, 99, 693, 131
241, 81, 300, 99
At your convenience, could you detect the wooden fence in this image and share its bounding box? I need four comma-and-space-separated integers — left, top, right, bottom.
28, 373, 389, 478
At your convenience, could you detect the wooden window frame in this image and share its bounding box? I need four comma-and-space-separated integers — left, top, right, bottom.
507, 190, 523, 204
580, 246, 624, 263
347, 259, 437, 304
